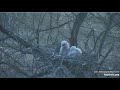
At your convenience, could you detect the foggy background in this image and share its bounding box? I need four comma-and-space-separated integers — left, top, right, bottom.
0, 12, 120, 78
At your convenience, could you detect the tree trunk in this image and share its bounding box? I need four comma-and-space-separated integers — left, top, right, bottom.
70, 13, 87, 46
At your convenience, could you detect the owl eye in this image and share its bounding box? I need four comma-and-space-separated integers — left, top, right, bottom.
62, 44, 65, 46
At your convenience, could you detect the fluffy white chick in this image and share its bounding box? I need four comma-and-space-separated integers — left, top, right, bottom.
59, 40, 70, 57
68, 46, 82, 57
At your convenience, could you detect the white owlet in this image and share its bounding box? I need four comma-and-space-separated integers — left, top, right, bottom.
59, 40, 70, 57
68, 46, 82, 57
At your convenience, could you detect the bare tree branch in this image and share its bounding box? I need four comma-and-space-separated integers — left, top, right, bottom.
40, 20, 74, 32
0, 25, 51, 58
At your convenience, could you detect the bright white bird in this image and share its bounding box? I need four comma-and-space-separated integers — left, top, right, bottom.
59, 40, 70, 57
68, 46, 82, 57
59, 40, 82, 58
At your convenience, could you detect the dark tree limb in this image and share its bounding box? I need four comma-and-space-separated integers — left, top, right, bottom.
0, 25, 31, 48
98, 44, 114, 71
97, 14, 114, 58
0, 25, 51, 58
70, 13, 87, 46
